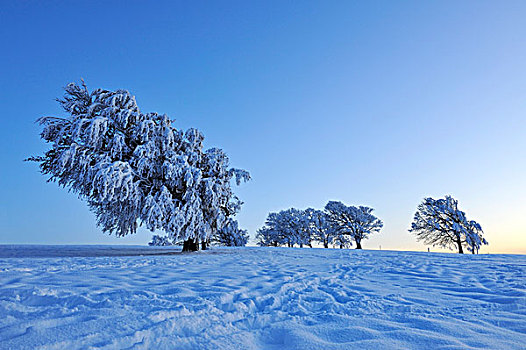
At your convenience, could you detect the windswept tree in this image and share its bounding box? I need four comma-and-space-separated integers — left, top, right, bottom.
28, 81, 250, 252
409, 195, 487, 254
325, 201, 383, 249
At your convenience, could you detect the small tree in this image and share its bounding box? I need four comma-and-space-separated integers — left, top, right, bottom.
325, 201, 383, 249
212, 219, 249, 247
148, 235, 173, 246
409, 195, 487, 254
27, 81, 250, 252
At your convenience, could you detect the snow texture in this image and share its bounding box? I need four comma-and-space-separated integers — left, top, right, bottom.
1, 246, 525, 349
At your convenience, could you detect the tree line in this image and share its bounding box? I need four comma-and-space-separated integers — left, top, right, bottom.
256, 202, 383, 249
28, 82, 488, 254
257, 195, 487, 254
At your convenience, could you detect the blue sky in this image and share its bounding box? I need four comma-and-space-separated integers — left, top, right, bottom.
1, 1, 525, 253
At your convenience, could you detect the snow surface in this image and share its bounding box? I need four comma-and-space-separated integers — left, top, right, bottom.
1, 246, 525, 349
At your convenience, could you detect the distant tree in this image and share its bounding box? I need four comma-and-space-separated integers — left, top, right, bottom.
325, 201, 383, 249
256, 208, 312, 248
148, 235, 173, 246
305, 208, 336, 248
409, 195, 488, 254
212, 219, 249, 247
256, 212, 283, 247
27, 81, 250, 252
290, 209, 312, 248
255, 226, 279, 247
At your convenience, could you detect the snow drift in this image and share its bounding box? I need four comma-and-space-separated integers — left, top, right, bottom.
1, 246, 525, 349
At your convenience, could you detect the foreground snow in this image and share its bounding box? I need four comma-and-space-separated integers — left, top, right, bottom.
1, 246, 525, 349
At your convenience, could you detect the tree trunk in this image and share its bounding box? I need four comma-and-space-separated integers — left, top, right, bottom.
201, 241, 207, 251
355, 240, 362, 249
340, 244, 343, 249
324, 239, 328, 248
299, 243, 303, 248
457, 239, 464, 254
182, 239, 198, 252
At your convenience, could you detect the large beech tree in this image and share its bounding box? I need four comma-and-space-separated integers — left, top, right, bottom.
28, 81, 249, 251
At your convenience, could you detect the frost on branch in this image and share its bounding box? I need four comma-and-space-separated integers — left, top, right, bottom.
409, 195, 487, 254
28, 81, 250, 251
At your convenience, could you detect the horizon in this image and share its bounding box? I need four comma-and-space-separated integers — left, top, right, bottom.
1, 1, 525, 254
0, 244, 524, 257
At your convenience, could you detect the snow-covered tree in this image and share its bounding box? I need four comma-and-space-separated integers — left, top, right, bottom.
212, 219, 249, 247
304, 208, 336, 248
148, 235, 173, 246
256, 208, 312, 247
409, 195, 487, 254
256, 226, 280, 247
465, 220, 487, 254
332, 234, 353, 249
28, 81, 250, 251
256, 211, 282, 247
290, 209, 312, 248
325, 201, 383, 249
256, 211, 291, 247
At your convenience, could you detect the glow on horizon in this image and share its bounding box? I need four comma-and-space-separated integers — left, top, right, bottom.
0, 1, 525, 254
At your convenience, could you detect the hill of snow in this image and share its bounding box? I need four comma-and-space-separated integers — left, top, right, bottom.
1, 246, 525, 349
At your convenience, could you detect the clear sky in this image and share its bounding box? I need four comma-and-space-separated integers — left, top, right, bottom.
1, 1, 525, 253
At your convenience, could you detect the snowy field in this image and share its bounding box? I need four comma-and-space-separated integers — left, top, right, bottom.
1, 246, 525, 349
